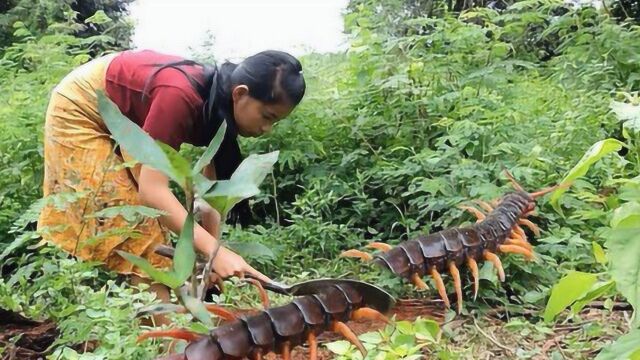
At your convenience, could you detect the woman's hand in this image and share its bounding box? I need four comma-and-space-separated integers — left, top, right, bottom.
210, 246, 271, 283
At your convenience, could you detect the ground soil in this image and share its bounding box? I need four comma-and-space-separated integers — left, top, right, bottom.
0, 308, 58, 360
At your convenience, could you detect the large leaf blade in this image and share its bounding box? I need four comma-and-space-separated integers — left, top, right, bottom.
549, 139, 624, 213
193, 122, 227, 175
116, 250, 181, 288
96, 91, 184, 186
595, 328, 640, 360
606, 227, 640, 326
543, 271, 598, 322
173, 214, 196, 284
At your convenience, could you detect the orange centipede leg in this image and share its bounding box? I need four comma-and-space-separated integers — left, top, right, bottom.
340, 249, 373, 261
475, 200, 494, 212
251, 349, 263, 360
202, 304, 237, 321
137, 328, 201, 343
244, 278, 270, 309
514, 225, 528, 242
459, 205, 486, 222
467, 257, 479, 300
308, 333, 318, 360
331, 321, 367, 357
367, 242, 393, 252
411, 272, 429, 290
483, 251, 505, 282
505, 237, 533, 251
430, 267, 450, 308
281, 341, 291, 360
518, 218, 540, 236
351, 307, 390, 324
499, 244, 535, 261
449, 262, 463, 314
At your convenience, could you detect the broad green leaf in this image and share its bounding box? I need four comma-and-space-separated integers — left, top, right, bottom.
549, 139, 624, 213
173, 214, 196, 284
611, 202, 640, 229
543, 271, 598, 322
86, 205, 167, 223
592, 241, 607, 265
413, 318, 440, 342
359, 331, 383, 344
325, 340, 352, 355
179, 289, 214, 327
606, 227, 640, 326
84, 10, 112, 25
96, 91, 185, 186
595, 328, 640, 360
157, 142, 191, 187
570, 280, 616, 314
116, 250, 181, 288
193, 122, 227, 175
194, 173, 216, 197
230, 151, 279, 184
611, 100, 640, 134
202, 180, 260, 216
226, 241, 275, 259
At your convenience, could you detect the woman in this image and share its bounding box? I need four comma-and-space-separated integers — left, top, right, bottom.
37, 49, 305, 301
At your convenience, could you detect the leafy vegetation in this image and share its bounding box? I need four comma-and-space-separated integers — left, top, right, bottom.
1, 0, 640, 358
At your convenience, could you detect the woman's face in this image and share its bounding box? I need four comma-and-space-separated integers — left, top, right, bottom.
232, 85, 294, 137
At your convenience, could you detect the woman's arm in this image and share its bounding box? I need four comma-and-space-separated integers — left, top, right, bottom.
138, 165, 270, 282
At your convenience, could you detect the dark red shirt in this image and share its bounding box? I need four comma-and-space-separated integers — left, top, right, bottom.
105, 50, 211, 149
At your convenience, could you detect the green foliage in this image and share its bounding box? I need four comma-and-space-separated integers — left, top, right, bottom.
325, 318, 440, 360
543, 271, 599, 322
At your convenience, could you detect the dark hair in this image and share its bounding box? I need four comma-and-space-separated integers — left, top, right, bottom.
145, 50, 305, 224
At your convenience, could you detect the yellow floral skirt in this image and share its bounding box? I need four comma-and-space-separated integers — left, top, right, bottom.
37, 54, 172, 276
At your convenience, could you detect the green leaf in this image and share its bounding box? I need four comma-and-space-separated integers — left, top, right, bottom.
570, 280, 616, 314
173, 214, 196, 285
226, 241, 275, 260
595, 328, 640, 360
202, 150, 278, 216
606, 227, 640, 326
549, 139, 624, 213
611, 100, 640, 134
96, 91, 186, 186
359, 331, 383, 344
202, 180, 260, 216
194, 173, 216, 197
157, 142, 192, 187
116, 250, 181, 288
543, 271, 598, 322
592, 241, 608, 265
179, 289, 214, 327
193, 122, 227, 175
86, 205, 167, 223
611, 202, 640, 229
325, 340, 353, 355
414, 318, 440, 342
0, 231, 38, 262
84, 10, 113, 25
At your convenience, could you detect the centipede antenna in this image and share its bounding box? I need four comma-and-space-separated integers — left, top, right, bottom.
503, 169, 525, 192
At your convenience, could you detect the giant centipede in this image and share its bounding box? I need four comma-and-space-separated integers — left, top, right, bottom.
141, 281, 395, 360
341, 170, 560, 313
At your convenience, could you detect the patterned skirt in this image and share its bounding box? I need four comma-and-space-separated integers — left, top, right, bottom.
37, 54, 172, 276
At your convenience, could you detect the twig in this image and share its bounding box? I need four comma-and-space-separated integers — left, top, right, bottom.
553, 337, 568, 360
473, 318, 515, 355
